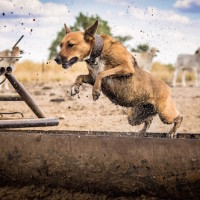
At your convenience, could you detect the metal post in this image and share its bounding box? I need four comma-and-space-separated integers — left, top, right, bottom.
12, 35, 24, 49
5, 72, 47, 118
0, 118, 59, 128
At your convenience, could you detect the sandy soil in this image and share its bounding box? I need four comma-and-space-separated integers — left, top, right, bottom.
0, 81, 200, 199
0, 81, 200, 133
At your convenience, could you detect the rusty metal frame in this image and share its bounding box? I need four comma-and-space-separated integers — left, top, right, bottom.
0, 35, 59, 128
0, 118, 59, 128
0, 66, 59, 128
0, 94, 22, 101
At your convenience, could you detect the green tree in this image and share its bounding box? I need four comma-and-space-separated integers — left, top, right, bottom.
48, 12, 132, 59
48, 28, 65, 60
71, 12, 112, 35
115, 35, 133, 44
131, 44, 150, 53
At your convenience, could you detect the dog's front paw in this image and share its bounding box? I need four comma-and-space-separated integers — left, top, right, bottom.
71, 84, 80, 96
92, 89, 101, 101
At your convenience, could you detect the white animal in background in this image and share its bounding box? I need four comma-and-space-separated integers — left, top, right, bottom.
172, 47, 200, 87
0, 47, 21, 91
132, 47, 157, 72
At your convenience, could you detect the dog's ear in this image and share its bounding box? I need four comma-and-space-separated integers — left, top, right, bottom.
64, 24, 71, 34
84, 20, 98, 40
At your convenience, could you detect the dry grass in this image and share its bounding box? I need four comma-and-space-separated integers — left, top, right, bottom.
151, 62, 194, 83
15, 60, 88, 84
151, 62, 174, 83
15, 60, 194, 84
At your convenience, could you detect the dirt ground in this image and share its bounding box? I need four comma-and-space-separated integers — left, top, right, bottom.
0, 185, 159, 200
0, 81, 200, 133
0, 81, 200, 199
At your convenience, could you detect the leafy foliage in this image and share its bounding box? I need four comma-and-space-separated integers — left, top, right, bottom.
71, 12, 112, 35
48, 12, 132, 59
48, 28, 65, 60
115, 35, 133, 44
131, 44, 150, 53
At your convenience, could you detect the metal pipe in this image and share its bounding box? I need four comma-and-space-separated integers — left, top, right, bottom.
0, 56, 22, 59
0, 118, 59, 128
5, 72, 47, 118
0, 94, 22, 101
12, 35, 24, 49
6, 66, 12, 74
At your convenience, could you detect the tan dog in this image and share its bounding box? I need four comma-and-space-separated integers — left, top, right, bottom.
55, 20, 183, 138
0, 46, 22, 91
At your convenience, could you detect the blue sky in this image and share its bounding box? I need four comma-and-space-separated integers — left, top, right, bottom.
0, 0, 200, 64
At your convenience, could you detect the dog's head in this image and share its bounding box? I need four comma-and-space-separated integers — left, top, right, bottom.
11, 46, 20, 56
55, 20, 98, 69
11, 46, 23, 62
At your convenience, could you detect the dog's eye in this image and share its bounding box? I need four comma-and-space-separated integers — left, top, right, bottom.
67, 43, 75, 48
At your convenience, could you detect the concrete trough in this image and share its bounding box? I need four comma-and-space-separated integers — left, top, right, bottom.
0, 130, 200, 199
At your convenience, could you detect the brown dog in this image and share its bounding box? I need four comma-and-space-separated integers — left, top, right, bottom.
55, 20, 183, 138
0, 46, 22, 91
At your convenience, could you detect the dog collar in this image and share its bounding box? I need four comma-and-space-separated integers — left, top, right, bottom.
85, 34, 104, 65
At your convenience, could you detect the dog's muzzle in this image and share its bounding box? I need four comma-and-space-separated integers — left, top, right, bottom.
61, 57, 78, 69
54, 56, 78, 69
54, 55, 62, 65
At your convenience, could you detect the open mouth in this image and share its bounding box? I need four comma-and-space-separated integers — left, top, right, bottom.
62, 57, 78, 69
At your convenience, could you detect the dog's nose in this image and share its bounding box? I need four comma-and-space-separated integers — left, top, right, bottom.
54, 55, 62, 64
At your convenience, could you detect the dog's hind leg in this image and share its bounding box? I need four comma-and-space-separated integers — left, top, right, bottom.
127, 103, 157, 137
138, 116, 153, 137
157, 95, 183, 138
168, 115, 183, 138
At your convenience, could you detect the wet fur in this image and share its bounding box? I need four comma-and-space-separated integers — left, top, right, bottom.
56, 21, 183, 138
